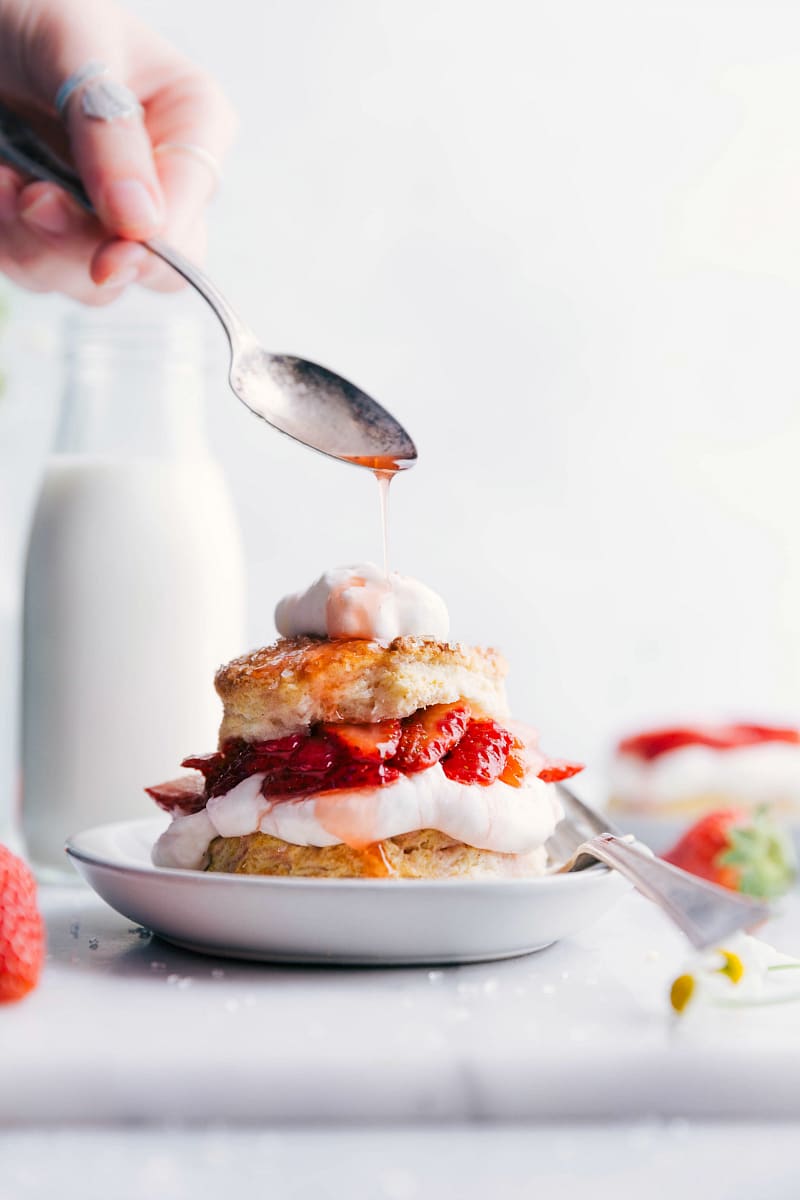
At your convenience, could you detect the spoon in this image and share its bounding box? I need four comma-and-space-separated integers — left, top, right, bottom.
549, 786, 771, 949
0, 102, 417, 470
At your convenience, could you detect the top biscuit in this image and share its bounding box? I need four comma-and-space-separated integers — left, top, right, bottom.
215, 636, 509, 743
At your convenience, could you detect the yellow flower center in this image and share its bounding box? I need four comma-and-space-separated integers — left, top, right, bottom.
717, 950, 745, 984
670, 973, 695, 1013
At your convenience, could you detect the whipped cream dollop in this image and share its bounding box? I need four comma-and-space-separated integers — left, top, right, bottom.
275, 563, 449, 641
152, 765, 562, 871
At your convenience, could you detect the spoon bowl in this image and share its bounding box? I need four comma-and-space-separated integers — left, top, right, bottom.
0, 102, 417, 470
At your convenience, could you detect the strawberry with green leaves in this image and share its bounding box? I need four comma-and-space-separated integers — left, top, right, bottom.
663, 808, 796, 900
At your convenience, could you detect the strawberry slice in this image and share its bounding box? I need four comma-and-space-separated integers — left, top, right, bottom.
145, 774, 207, 816
441, 718, 514, 786
322, 720, 402, 761
499, 737, 528, 787
393, 702, 471, 773
537, 759, 584, 783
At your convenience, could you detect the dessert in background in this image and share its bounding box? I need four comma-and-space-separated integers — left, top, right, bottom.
146, 565, 582, 879
663, 808, 796, 900
609, 723, 800, 822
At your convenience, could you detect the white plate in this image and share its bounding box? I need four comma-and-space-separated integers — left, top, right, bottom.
66, 817, 631, 965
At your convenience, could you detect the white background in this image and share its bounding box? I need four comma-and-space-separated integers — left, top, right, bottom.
5, 0, 800, 824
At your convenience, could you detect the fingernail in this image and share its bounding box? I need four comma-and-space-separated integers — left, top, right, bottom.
103, 180, 162, 233
99, 265, 139, 289
20, 192, 72, 235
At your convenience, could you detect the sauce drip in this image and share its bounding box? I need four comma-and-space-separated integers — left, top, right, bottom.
345, 453, 414, 579
376, 470, 392, 577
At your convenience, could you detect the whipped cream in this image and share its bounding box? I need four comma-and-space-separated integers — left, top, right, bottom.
152, 764, 562, 871
274, 563, 449, 641
610, 742, 800, 814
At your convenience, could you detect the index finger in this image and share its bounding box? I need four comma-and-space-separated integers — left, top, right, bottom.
63, 68, 165, 239
91, 70, 236, 288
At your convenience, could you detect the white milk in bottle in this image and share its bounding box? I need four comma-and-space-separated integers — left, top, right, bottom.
21, 315, 245, 876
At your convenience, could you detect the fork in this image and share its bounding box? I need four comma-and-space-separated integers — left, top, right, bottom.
549, 786, 771, 949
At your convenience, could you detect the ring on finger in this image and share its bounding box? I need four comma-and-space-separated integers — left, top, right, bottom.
55, 60, 143, 124
153, 142, 222, 192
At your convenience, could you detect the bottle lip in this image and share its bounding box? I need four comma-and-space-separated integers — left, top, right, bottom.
64, 311, 210, 366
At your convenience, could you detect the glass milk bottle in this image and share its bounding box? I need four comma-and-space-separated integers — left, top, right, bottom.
21, 314, 245, 876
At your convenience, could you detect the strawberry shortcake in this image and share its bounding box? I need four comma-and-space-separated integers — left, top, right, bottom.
147, 565, 581, 879
609, 723, 800, 820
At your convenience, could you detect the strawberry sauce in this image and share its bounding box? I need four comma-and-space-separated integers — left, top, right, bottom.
618, 723, 800, 762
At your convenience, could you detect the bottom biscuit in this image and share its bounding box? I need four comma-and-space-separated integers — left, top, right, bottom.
206, 829, 547, 879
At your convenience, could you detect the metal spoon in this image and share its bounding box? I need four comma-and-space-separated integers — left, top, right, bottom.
549, 786, 771, 949
0, 102, 417, 470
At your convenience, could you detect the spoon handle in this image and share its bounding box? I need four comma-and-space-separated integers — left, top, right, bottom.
0, 100, 252, 349
144, 237, 252, 348
580, 833, 771, 950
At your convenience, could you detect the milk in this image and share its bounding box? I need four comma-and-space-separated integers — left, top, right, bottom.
20, 315, 245, 874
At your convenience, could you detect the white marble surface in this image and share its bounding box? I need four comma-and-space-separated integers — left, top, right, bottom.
2, 1122, 799, 1200
4, 882, 800, 1124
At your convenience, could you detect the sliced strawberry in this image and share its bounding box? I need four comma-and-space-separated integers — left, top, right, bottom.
322, 720, 402, 762
499, 737, 528, 787
290, 734, 341, 774
441, 719, 514, 786
393, 702, 471, 773
538, 759, 584, 783
145, 774, 207, 816
264, 758, 400, 796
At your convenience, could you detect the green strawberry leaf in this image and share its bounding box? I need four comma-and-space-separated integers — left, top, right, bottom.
718, 811, 797, 899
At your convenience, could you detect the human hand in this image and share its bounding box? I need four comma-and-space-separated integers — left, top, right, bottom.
0, 0, 236, 303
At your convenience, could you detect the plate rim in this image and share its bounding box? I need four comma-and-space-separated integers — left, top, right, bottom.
65, 816, 618, 892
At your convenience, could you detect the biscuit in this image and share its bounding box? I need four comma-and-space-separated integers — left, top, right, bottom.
215, 636, 509, 744
205, 828, 546, 879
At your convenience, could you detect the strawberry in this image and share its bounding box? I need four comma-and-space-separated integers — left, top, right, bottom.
0, 845, 45, 1003
499, 739, 526, 786
663, 808, 796, 899
393, 702, 471, 772
322, 720, 402, 762
145, 774, 207, 816
442, 719, 514, 786
537, 759, 584, 784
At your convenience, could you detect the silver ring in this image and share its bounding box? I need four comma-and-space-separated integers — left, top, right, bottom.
55, 60, 143, 123
54, 61, 108, 118
154, 142, 222, 189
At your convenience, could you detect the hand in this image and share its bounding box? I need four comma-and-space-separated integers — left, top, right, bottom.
0, 0, 236, 303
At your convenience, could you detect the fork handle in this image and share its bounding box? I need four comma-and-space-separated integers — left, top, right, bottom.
582, 833, 771, 950
0, 100, 253, 349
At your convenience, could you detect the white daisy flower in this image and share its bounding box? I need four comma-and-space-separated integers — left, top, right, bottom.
669, 932, 800, 1016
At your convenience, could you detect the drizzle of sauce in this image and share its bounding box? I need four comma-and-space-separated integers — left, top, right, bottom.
345, 454, 414, 579
313, 786, 383, 850
376, 470, 392, 577
325, 573, 391, 639
357, 841, 394, 878
345, 454, 413, 472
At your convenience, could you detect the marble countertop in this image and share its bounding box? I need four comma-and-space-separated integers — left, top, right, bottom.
5, 882, 800, 1124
